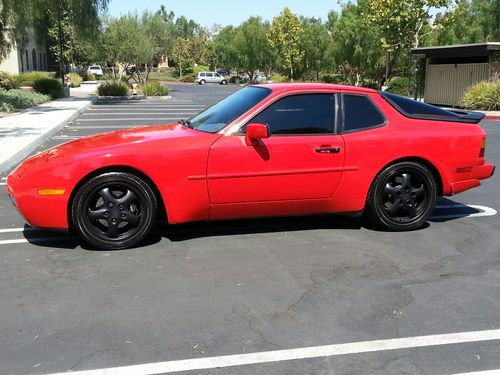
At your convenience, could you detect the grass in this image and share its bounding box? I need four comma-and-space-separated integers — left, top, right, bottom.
0, 89, 51, 112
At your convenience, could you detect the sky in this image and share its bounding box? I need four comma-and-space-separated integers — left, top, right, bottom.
107, 0, 342, 27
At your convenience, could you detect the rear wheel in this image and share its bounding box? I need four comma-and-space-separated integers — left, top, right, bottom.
199, 79, 206, 85
72, 172, 157, 250
365, 162, 437, 231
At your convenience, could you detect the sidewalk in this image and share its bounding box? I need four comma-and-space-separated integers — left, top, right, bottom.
0, 96, 94, 174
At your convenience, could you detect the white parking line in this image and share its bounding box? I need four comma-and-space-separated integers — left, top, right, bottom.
432, 205, 497, 219
453, 370, 500, 375
0, 227, 43, 234
46, 329, 500, 375
0, 182, 6, 186
0, 237, 72, 245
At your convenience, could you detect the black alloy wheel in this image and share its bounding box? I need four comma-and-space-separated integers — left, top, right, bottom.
72, 172, 157, 250
365, 162, 437, 231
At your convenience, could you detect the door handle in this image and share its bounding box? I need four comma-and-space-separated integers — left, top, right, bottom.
315, 147, 341, 154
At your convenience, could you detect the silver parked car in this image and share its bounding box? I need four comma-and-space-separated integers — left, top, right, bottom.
196, 72, 228, 85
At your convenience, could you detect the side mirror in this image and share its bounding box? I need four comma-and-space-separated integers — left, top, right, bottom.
245, 123, 270, 145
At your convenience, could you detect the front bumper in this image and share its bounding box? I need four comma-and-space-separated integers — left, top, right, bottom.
6, 173, 69, 229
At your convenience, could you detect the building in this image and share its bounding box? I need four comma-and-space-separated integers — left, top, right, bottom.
411, 42, 500, 107
0, 28, 48, 75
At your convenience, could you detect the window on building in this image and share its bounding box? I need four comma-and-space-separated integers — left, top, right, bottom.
20, 50, 24, 72
26, 50, 29, 71
43, 54, 46, 70
39, 53, 42, 71
32, 49, 37, 70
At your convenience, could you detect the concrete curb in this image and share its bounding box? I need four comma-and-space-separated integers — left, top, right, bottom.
485, 115, 500, 120
0, 98, 96, 174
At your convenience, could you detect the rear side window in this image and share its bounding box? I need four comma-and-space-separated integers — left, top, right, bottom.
207, 73, 213, 77
250, 94, 336, 135
200, 73, 206, 77
381, 92, 461, 120
343, 95, 385, 132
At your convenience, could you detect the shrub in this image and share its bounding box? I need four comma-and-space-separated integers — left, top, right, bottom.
32, 78, 64, 99
142, 80, 170, 96
386, 76, 411, 96
180, 72, 196, 82
0, 89, 50, 112
270, 74, 288, 83
0, 72, 14, 90
461, 81, 500, 111
68, 72, 82, 87
85, 71, 96, 81
361, 81, 380, 90
321, 74, 347, 84
97, 81, 129, 96
13, 71, 55, 87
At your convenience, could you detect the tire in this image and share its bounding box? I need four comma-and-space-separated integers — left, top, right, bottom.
365, 162, 437, 231
199, 80, 206, 85
71, 172, 157, 250
221, 80, 227, 85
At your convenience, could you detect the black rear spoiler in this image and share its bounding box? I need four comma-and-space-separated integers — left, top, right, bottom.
445, 109, 486, 124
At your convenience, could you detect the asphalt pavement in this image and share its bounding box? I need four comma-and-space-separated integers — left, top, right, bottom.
0, 83, 499, 375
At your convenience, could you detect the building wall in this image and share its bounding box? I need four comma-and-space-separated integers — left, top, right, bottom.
490, 51, 500, 81
425, 61, 490, 107
0, 29, 47, 75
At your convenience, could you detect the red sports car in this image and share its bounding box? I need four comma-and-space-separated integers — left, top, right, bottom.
6, 84, 495, 249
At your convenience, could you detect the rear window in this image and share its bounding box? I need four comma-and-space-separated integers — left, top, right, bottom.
381, 92, 461, 120
343, 95, 385, 132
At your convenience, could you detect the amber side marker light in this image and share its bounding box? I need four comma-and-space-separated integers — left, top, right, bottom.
37, 189, 66, 196
480, 138, 486, 158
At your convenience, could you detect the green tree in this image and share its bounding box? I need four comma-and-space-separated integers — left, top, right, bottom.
32, 0, 109, 82
333, 1, 385, 85
172, 37, 194, 77
433, 0, 500, 44
234, 17, 274, 83
213, 25, 239, 70
268, 7, 304, 81
298, 17, 334, 81
102, 14, 155, 82
141, 11, 172, 80
0, 0, 31, 62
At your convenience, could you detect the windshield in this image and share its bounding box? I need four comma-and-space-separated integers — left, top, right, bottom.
188, 86, 271, 133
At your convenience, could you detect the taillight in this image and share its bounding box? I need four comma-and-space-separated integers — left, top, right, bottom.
479, 137, 486, 158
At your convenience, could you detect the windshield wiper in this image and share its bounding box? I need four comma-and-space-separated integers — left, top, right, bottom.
179, 119, 195, 129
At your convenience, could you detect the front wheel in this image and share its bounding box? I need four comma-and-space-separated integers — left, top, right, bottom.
221, 80, 227, 85
365, 162, 437, 231
71, 172, 157, 250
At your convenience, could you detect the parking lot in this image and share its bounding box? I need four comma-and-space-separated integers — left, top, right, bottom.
1, 83, 499, 375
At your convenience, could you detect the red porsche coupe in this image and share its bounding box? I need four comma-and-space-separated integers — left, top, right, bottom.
6, 84, 495, 249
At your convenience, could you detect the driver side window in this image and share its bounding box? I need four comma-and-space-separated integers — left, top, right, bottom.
245, 94, 336, 135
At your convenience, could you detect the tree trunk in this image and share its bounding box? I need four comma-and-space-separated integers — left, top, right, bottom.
57, 8, 65, 85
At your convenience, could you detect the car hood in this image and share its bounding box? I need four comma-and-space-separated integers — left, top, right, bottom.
47, 122, 201, 159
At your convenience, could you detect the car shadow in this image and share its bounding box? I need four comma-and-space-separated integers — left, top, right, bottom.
429, 197, 485, 222
21, 197, 487, 250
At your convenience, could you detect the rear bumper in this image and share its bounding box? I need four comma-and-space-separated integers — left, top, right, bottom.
450, 163, 495, 195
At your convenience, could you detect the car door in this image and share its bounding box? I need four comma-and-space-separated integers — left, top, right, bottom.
214, 73, 222, 83
206, 72, 214, 83
207, 93, 345, 205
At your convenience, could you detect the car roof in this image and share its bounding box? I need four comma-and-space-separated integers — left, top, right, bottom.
256, 83, 377, 94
